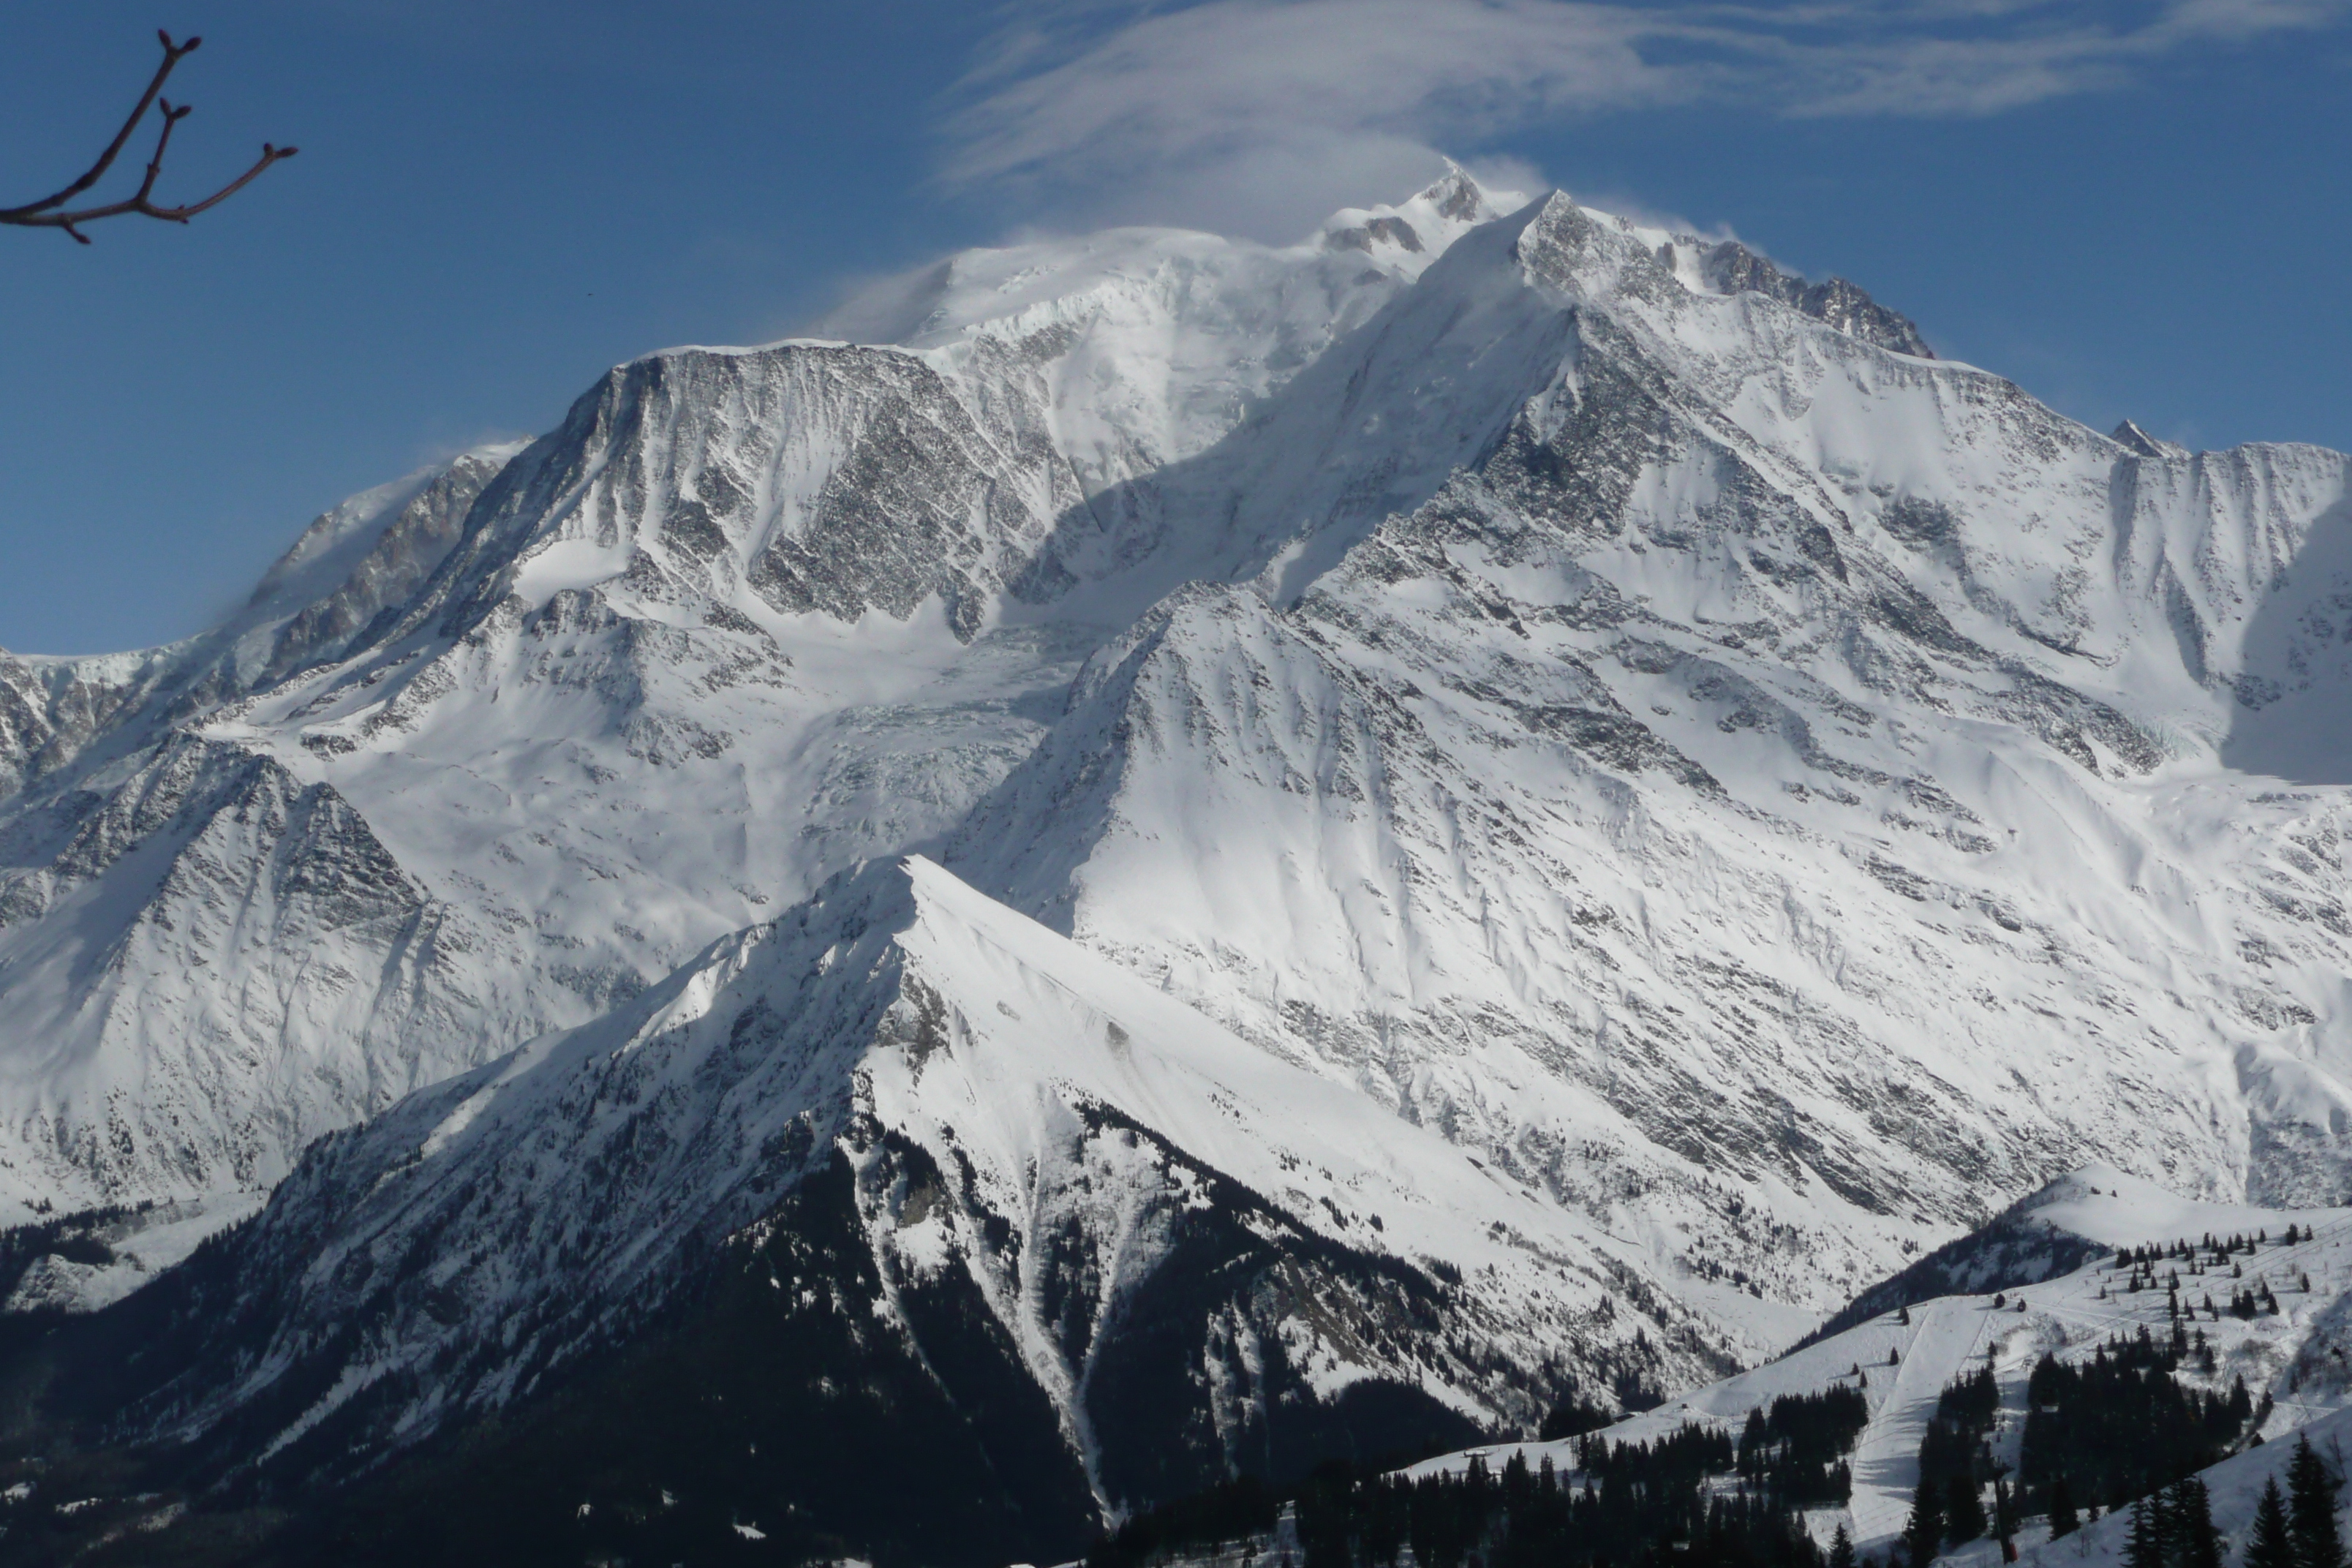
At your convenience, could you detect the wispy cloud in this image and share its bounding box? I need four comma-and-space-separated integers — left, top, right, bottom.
943, 0, 2351, 236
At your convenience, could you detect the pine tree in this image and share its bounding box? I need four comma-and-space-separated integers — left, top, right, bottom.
2127, 1497, 2163, 1568
2289, 1436, 2345, 1568
1900, 1305, 1912, 1326
1831, 1523, 1857, 1568
2168, 1477, 2221, 1568
1905, 1477, 1943, 1568
2048, 1475, 2078, 1538
1946, 1474, 1987, 1544
2249, 1478, 2296, 1568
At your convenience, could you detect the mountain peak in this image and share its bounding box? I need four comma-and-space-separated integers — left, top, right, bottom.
1315, 159, 1529, 279
1420, 159, 1501, 222
1689, 235, 1934, 358
2113, 418, 2190, 459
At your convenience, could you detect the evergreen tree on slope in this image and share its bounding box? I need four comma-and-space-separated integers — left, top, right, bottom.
2047, 1475, 2078, 1539
1906, 1477, 1943, 1568
2250, 1477, 2297, 1568
2126, 1496, 2163, 1568
2168, 1476, 2221, 1568
1946, 1474, 1987, 1545
2290, 1436, 2345, 1568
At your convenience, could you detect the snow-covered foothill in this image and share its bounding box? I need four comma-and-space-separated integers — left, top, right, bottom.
1407, 1170, 2352, 1558
0, 1191, 263, 1315
74, 856, 1720, 1504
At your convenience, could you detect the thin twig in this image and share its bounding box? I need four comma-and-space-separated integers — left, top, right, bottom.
0, 30, 297, 242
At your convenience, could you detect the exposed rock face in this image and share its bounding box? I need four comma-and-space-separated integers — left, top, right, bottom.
242, 447, 514, 688
0, 648, 168, 799
430, 340, 1097, 643
2114, 418, 2190, 461
0, 450, 511, 801
0, 732, 535, 1201
1697, 236, 1936, 358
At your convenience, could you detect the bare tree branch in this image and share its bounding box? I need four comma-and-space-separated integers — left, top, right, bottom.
0, 30, 298, 243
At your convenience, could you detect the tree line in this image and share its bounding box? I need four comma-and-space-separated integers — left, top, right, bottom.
1089, 1391, 1874, 1568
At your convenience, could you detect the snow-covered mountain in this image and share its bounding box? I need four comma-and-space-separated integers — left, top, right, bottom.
943, 193, 2352, 1349
0, 169, 1535, 1227
2, 163, 2351, 1561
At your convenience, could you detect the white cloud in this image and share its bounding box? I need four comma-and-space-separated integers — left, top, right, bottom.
941, 0, 2351, 238
946, 0, 1692, 236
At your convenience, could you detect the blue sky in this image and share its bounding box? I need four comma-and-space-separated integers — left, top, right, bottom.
1, 0, 2346, 655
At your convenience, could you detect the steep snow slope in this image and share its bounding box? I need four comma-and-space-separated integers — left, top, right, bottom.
1408, 1169, 2352, 1557
0, 448, 543, 1223
0, 732, 547, 1205
33, 857, 1727, 1516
